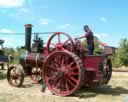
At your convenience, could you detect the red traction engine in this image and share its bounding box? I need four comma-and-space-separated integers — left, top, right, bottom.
7, 24, 112, 96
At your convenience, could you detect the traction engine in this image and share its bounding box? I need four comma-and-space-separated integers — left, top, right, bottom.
7, 24, 112, 96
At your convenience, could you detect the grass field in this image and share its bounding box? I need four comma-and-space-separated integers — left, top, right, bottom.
0, 69, 128, 102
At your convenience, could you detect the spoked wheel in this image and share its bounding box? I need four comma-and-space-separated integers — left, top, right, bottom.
43, 51, 85, 96
30, 67, 42, 83
47, 32, 74, 53
7, 66, 24, 87
103, 60, 112, 84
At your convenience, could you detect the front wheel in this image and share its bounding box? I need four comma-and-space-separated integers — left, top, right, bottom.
7, 66, 24, 87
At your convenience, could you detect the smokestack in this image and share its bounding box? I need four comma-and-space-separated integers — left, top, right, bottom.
25, 24, 32, 52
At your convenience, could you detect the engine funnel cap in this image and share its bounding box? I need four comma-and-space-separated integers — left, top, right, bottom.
25, 24, 32, 28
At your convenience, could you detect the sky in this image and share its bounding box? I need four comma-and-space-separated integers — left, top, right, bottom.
0, 0, 128, 48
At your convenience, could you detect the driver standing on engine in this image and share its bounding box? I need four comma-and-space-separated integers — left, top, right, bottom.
76, 25, 95, 55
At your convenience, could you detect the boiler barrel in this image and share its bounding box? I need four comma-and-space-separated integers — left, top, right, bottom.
20, 53, 43, 67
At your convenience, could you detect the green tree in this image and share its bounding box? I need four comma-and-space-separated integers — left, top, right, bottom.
81, 36, 103, 53
118, 38, 128, 66
14, 47, 25, 64
4, 48, 15, 56
112, 38, 128, 67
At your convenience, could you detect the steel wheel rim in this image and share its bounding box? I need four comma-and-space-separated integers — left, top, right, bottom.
30, 67, 42, 83
47, 32, 74, 53
43, 51, 83, 96
8, 66, 23, 86
103, 60, 112, 84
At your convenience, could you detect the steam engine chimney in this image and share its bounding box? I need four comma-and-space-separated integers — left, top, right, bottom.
25, 24, 32, 52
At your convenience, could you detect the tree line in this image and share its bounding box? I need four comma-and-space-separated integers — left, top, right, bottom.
4, 38, 128, 67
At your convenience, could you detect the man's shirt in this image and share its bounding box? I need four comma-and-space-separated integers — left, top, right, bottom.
85, 31, 94, 45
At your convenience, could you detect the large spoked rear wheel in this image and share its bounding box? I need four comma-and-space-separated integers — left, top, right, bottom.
7, 66, 24, 87
43, 51, 85, 96
103, 60, 112, 84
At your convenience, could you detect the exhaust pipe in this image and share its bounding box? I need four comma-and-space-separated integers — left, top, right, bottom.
25, 24, 32, 52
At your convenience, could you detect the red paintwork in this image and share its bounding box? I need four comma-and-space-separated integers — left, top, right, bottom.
43, 32, 111, 95
43, 51, 84, 96
47, 32, 74, 53
83, 55, 104, 71
82, 55, 106, 85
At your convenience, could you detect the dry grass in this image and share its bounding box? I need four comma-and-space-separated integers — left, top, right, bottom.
0, 69, 128, 102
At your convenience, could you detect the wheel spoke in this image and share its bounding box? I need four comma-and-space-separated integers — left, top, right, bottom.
64, 56, 69, 65
61, 79, 65, 90
55, 78, 62, 89
36, 76, 40, 81
47, 72, 57, 81
58, 34, 61, 44
52, 57, 61, 68
50, 43, 56, 47
54, 63, 60, 70
47, 65, 58, 71
14, 79, 18, 84
34, 76, 38, 81
61, 56, 65, 67
65, 79, 69, 91
67, 61, 75, 68
10, 70, 15, 76
15, 74, 20, 78
69, 76, 78, 83
62, 39, 70, 46
12, 69, 17, 75
48, 76, 55, 81
37, 75, 41, 80
68, 66, 78, 71
66, 76, 75, 87
16, 70, 20, 77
